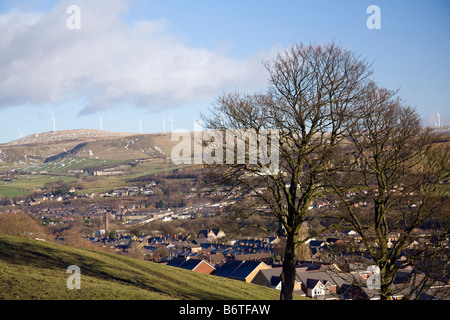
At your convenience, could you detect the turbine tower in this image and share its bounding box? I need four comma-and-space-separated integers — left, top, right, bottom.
194, 119, 203, 131
99, 116, 103, 131
18, 128, 23, 139
162, 116, 166, 133
168, 115, 174, 134
50, 113, 56, 132
138, 119, 143, 134
437, 109, 441, 128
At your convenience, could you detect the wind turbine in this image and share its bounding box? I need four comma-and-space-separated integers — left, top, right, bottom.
138, 119, 143, 134
437, 109, 441, 128
18, 128, 23, 139
194, 119, 203, 131
99, 116, 103, 131
50, 113, 56, 132
162, 116, 166, 133
168, 115, 174, 134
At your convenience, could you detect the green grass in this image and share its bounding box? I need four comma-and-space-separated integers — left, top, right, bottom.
0, 235, 287, 300
0, 157, 183, 197
75, 161, 184, 195
0, 175, 76, 198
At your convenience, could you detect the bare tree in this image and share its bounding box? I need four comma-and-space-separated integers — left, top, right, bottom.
201, 42, 373, 300
0, 211, 50, 240
328, 83, 450, 299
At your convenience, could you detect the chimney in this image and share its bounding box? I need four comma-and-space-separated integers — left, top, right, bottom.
104, 212, 109, 239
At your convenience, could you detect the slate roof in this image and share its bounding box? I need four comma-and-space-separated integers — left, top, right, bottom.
229, 261, 268, 281
251, 268, 306, 296
306, 278, 325, 289
178, 258, 202, 270
167, 256, 187, 267
166, 257, 215, 272
180, 258, 215, 271
253, 267, 302, 283
215, 260, 243, 278
296, 262, 323, 271
296, 271, 337, 289
337, 284, 370, 300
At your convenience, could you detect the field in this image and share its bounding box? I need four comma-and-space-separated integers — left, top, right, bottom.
0, 157, 188, 198
0, 235, 286, 300
0, 175, 76, 198
0, 129, 185, 198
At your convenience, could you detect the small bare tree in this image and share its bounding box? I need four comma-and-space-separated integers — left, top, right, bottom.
201, 42, 373, 300
0, 211, 50, 240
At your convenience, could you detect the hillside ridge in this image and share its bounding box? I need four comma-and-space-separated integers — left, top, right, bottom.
0, 235, 283, 300
2, 129, 145, 147
0, 129, 178, 165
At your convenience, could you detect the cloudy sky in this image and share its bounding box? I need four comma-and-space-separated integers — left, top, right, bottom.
0, 0, 449, 143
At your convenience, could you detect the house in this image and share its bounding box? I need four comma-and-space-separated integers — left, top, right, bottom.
234, 252, 273, 262
202, 253, 226, 267
251, 268, 306, 296
167, 257, 216, 274
304, 279, 338, 300
228, 260, 271, 283
178, 258, 216, 274
296, 271, 339, 300
167, 256, 188, 267
308, 240, 326, 258
296, 261, 326, 272
192, 238, 213, 245
215, 260, 244, 278
338, 284, 374, 300
343, 230, 361, 239
188, 244, 203, 253
197, 228, 226, 240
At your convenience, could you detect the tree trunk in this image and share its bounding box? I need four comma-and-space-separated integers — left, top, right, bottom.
280, 233, 297, 300
380, 282, 392, 300
380, 267, 393, 300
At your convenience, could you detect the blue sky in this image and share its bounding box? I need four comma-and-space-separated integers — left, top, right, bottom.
0, 0, 449, 143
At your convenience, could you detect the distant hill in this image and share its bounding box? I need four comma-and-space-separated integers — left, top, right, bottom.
3, 129, 136, 147
0, 235, 283, 300
2, 127, 448, 167
0, 129, 179, 166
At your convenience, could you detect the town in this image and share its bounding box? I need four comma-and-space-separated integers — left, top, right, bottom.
0, 0, 449, 305
1, 172, 448, 300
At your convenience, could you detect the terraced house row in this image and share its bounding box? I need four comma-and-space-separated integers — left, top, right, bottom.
165, 257, 448, 300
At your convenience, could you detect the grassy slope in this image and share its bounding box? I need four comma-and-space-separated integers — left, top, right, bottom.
0, 159, 183, 198
0, 175, 77, 198
0, 235, 285, 300
0, 130, 181, 198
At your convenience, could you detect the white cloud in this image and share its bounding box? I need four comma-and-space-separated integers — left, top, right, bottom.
0, 0, 272, 115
